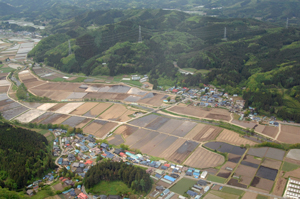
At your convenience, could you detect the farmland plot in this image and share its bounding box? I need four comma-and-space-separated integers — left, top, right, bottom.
70, 102, 98, 115
61, 116, 87, 127
84, 103, 112, 117
2, 106, 28, 120
168, 140, 199, 164
216, 129, 256, 146
139, 133, 168, 154
171, 121, 197, 137
184, 146, 224, 168
128, 114, 158, 127
147, 136, 178, 157
113, 125, 138, 138
15, 109, 45, 123
55, 102, 84, 114
250, 177, 274, 192
277, 125, 300, 144
193, 125, 222, 142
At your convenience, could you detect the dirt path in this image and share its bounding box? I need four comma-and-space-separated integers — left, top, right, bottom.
275, 123, 282, 140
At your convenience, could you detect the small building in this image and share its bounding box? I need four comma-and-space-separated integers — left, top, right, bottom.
131, 75, 141, 81
156, 186, 164, 191
155, 169, 165, 175
68, 153, 76, 162
26, 189, 34, 196
78, 193, 88, 199
197, 180, 207, 186
201, 171, 208, 179
164, 175, 176, 183
186, 190, 197, 197
100, 143, 109, 150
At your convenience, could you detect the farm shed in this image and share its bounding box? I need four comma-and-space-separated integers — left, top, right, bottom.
164, 175, 176, 182
187, 190, 197, 197
155, 169, 165, 175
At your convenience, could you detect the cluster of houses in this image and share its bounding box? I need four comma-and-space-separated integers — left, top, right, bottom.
152, 179, 210, 199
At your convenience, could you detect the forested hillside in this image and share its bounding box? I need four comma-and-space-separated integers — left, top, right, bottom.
1, 0, 299, 26
84, 161, 152, 193
28, 9, 300, 122
0, 122, 55, 190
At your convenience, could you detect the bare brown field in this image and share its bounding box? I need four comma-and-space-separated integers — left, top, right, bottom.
118, 110, 135, 122
93, 122, 118, 138
51, 114, 70, 124
231, 120, 257, 129
157, 119, 185, 133
39, 113, 64, 124
285, 157, 300, 165
206, 113, 230, 121
243, 155, 261, 164
248, 186, 269, 194
216, 129, 257, 146
168, 105, 207, 118
183, 146, 224, 168
168, 141, 199, 164
70, 102, 98, 115
138, 93, 165, 106
228, 153, 242, 163
254, 124, 265, 133
193, 125, 223, 142
99, 104, 127, 121
107, 134, 124, 146
139, 133, 168, 154
184, 123, 207, 139
277, 125, 300, 144
84, 103, 112, 117
31, 112, 53, 123
262, 126, 278, 138
75, 118, 92, 129
171, 121, 197, 137
113, 125, 139, 138
241, 192, 258, 199
0, 99, 13, 107
83, 120, 106, 135
261, 158, 282, 170
284, 168, 300, 178
0, 86, 9, 93
235, 165, 257, 185
147, 136, 178, 157
47, 103, 67, 111
116, 125, 138, 137
203, 193, 223, 199
124, 129, 150, 147
217, 169, 231, 178
55, 102, 84, 114
130, 131, 159, 150
250, 177, 273, 192
221, 162, 237, 170
272, 178, 286, 196
159, 138, 185, 159
84, 93, 118, 100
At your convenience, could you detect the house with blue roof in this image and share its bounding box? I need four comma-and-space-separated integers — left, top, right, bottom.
88, 142, 96, 148
187, 190, 197, 197
80, 146, 89, 152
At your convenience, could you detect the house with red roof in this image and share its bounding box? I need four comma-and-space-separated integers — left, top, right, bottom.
78, 193, 88, 199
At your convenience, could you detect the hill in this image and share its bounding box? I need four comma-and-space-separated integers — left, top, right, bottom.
28, 9, 300, 122
1, 0, 300, 26
0, 122, 55, 190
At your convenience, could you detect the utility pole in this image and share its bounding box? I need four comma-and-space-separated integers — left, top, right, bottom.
138, 25, 142, 43
223, 27, 227, 40
68, 40, 71, 55
286, 18, 289, 29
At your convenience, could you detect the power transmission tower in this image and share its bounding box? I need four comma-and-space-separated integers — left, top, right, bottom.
223, 27, 227, 40
138, 25, 142, 43
68, 40, 72, 55
286, 18, 289, 29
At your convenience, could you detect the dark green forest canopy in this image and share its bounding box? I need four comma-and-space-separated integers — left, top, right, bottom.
0, 122, 55, 190
1, 0, 300, 26
84, 161, 152, 194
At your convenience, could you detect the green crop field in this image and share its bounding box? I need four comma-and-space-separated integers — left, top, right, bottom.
209, 190, 240, 199
221, 187, 244, 195
207, 174, 227, 183
88, 181, 134, 195
170, 178, 197, 195
282, 161, 300, 172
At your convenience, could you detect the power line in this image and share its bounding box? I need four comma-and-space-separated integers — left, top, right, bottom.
138, 25, 142, 43
68, 40, 71, 55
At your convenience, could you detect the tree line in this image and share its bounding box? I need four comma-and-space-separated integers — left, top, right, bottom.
0, 122, 56, 190
84, 161, 152, 194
